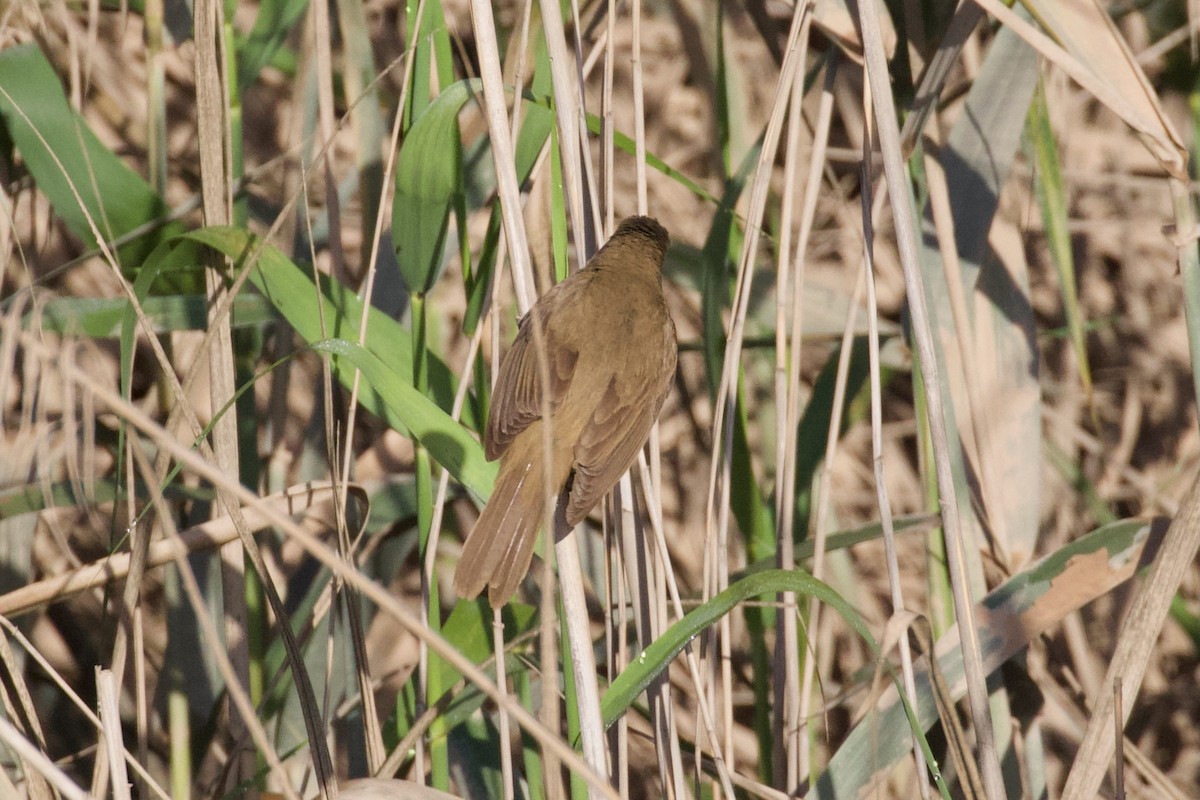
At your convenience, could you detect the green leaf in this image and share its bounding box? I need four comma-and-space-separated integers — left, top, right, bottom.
924, 21, 1043, 563
791, 337, 873, 534
393, 80, 477, 294
310, 338, 496, 500
170, 226, 482, 433
402, 0, 453, 128
30, 294, 275, 337
700, 145, 759, 394
436, 599, 537, 690
600, 568, 874, 729
1028, 80, 1091, 396
732, 395, 774, 560
239, 0, 309, 87
0, 44, 183, 271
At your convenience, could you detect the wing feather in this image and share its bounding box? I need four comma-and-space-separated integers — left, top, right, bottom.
565, 367, 672, 525
484, 280, 586, 460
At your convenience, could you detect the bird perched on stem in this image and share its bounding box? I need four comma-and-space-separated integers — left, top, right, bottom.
454, 216, 677, 608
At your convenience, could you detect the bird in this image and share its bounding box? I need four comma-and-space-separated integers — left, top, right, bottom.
454, 215, 677, 608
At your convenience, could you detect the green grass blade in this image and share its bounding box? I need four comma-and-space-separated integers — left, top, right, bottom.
171, 226, 482, 432
30, 295, 276, 337
790, 337, 873, 534
403, 0, 453, 128
238, 0, 308, 86
699, 147, 758, 393
0, 44, 183, 270
1027, 79, 1092, 396
394, 80, 477, 294
600, 568, 874, 729
309, 338, 495, 500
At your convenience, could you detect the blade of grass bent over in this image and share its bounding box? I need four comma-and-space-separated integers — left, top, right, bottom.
812, 516, 1166, 799
601, 568, 877, 729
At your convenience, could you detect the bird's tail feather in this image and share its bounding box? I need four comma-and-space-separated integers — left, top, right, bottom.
454, 457, 545, 608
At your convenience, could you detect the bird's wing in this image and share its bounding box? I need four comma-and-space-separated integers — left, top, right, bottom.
484, 280, 585, 461
565, 354, 673, 526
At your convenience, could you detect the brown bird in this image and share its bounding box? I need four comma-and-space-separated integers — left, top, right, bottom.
454, 216, 677, 608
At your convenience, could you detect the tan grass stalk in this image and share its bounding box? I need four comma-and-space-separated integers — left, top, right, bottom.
0, 630, 51, 800
700, 3, 812, 791
131, 559, 148, 800
1136, 17, 1200, 64
799, 264, 863, 780
854, 0, 1004, 794
104, 308, 147, 799
601, 0, 615, 230
1061, 468, 1200, 798
606, 484, 630, 799
492, 609, 515, 800
536, 0, 593, 262
922, 124, 1009, 554
96, 669, 131, 800
467, 0, 533, 307
539, 556, 564, 800
557, 518, 612, 793
860, 141, 930, 799
770, 37, 816, 794
193, 0, 258, 790
0, 617, 171, 800
0, 717, 89, 800
509, 0, 536, 148
783, 54, 837, 788
631, 0, 648, 214
334, 0, 425, 774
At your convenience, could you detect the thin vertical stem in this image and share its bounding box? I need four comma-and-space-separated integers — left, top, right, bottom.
854, 0, 1004, 794
860, 147, 932, 799
798, 267, 863, 779
771, 45, 808, 797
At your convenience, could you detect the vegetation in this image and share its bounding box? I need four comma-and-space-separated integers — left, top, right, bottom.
1, 1, 1199, 798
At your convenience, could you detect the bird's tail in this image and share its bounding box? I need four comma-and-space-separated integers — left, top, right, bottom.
454, 445, 555, 608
